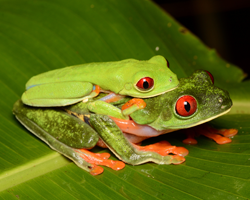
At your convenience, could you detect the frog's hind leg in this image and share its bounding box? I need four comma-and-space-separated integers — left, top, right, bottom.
90, 114, 186, 165
13, 100, 124, 175
21, 82, 96, 107
122, 133, 188, 157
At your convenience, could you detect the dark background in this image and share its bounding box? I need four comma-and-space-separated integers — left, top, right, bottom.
154, 0, 250, 79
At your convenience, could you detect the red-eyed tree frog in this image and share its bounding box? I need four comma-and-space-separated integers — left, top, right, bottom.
21, 55, 179, 108
13, 70, 237, 175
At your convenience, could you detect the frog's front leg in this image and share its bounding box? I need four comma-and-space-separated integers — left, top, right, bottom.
108, 117, 189, 157
99, 92, 147, 116
124, 134, 189, 157
13, 100, 124, 175
90, 115, 185, 165
87, 96, 147, 122
182, 124, 238, 145
88, 97, 147, 120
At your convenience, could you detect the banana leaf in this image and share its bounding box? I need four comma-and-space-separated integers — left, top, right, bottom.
0, 0, 249, 199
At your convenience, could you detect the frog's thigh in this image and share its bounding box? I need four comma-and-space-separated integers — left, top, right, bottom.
13, 100, 100, 173
90, 114, 184, 165
13, 100, 98, 149
22, 82, 93, 106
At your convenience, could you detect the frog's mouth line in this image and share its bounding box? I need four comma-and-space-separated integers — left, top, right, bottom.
156, 85, 179, 97
134, 84, 179, 98
169, 107, 232, 129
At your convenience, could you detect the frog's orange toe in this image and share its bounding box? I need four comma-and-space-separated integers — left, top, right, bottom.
173, 147, 189, 157
182, 138, 198, 145
218, 128, 238, 137
111, 161, 126, 171
171, 155, 185, 165
90, 165, 104, 176
214, 137, 232, 144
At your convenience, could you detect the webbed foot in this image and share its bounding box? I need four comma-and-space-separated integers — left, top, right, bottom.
133, 141, 189, 157
74, 149, 125, 175
183, 124, 238, 145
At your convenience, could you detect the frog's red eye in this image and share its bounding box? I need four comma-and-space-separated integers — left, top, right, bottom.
205, 70, 214, 84
136, 77, 154, 91
176, 95, 197, 117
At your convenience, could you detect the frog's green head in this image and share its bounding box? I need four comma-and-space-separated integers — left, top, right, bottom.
131, 70, 232, 131
118, 55, 179, 98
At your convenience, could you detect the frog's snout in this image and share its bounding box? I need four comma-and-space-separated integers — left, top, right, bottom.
218, 92, 232, 111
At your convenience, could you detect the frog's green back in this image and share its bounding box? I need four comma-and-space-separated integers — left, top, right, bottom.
25, 55, 178, 98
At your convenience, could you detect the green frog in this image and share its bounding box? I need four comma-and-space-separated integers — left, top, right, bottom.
21, 55, 178, 107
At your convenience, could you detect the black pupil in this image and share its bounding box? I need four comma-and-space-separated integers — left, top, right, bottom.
143, 80, 149, 89
184, 101, 190, 112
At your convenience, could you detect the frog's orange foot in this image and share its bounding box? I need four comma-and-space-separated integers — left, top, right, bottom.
133, 140, 189, 157
182, 128, 198, 145
121, 98, 146, 116
183, 124, 238, 145
207, 126, 238, 138
74, 149, 125, 175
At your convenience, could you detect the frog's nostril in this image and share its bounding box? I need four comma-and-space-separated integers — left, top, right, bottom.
221, 105, 227, 109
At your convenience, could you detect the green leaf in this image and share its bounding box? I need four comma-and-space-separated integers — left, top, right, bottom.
0, 0, 249, 199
